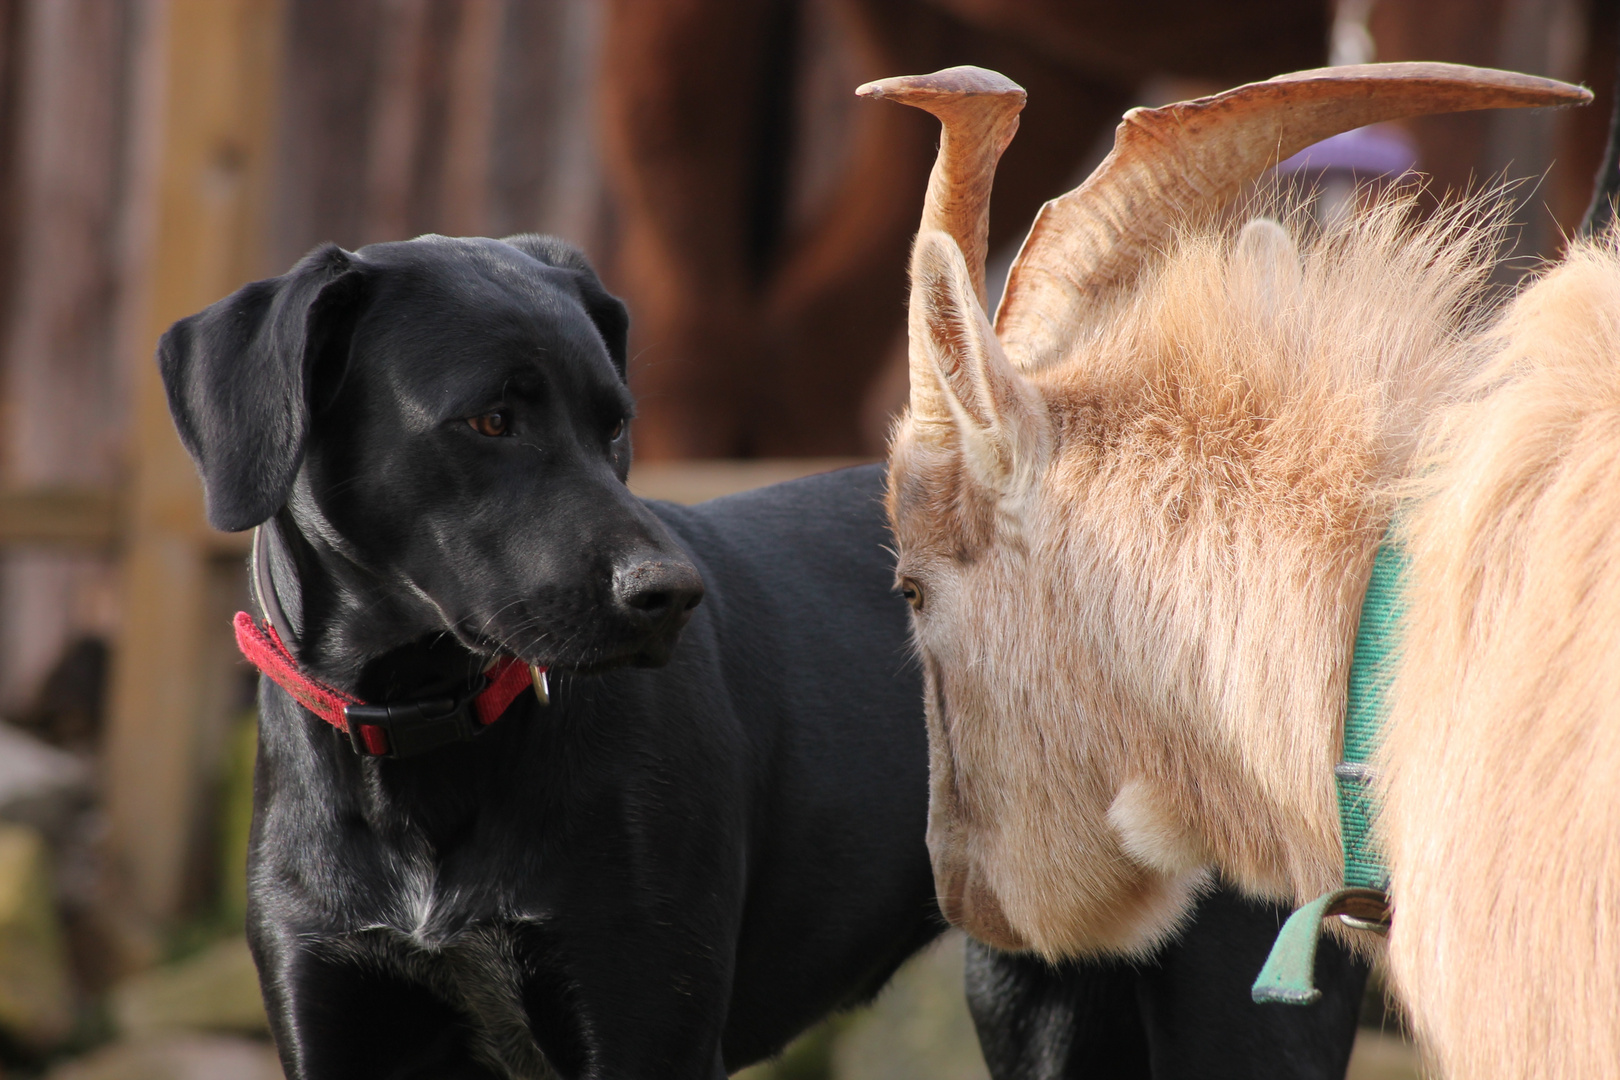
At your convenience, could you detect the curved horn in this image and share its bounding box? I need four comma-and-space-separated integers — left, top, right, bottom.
994, 62, 1592, 371
857, 66, 1026, 311
858, 66, 1025, 427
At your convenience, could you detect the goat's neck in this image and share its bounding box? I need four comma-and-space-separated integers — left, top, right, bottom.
1055, 446, 1385, 905
1169, 509, 1380, 904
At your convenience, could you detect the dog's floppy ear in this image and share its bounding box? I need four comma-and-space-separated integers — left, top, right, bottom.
500, 234, 629, 379
158, 244, 367, 532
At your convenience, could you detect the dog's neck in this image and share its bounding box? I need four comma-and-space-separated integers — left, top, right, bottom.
258, 504, 492, 703
253, 516, 304, 646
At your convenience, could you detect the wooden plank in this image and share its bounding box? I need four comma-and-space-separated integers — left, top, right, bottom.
103, 0, 283, 923
268, 0, 381, 269
361, 0, 431, 243
438, 0, 502, 237
0, 1, 135, 709
362, 0, 501, 243
627, 458, 874, 505
0, 488, 118, 547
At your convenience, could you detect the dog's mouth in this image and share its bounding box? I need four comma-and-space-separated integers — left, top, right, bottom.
551, 631, 687, 676
465, 604, 695, 677
554, 607, 695, 673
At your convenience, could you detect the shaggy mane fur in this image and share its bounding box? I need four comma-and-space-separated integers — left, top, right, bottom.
1382, 233, 1620, 1079
1042, 192, 1507, 903
890, 187, 1510, 961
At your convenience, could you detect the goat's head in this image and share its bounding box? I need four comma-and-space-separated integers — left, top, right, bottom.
865, 64, 1588, 958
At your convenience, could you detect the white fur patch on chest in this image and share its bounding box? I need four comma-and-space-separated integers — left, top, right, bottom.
334, 923, 558, 1080
334, 842, 556, 1079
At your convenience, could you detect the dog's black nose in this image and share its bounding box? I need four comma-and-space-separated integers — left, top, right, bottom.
614, 558, 704, 623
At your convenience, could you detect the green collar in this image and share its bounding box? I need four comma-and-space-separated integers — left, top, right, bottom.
1251, 535, 1405, 1005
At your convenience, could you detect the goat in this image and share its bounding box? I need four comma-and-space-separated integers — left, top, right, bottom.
865, 62, 1607, 1078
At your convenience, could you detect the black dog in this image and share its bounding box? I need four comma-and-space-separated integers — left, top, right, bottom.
158, 234, 1366, 1079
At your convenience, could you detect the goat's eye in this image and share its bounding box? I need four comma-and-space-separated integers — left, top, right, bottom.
469, 411, 510, 437
899, 577, 924, 612
609, 418, 625, 441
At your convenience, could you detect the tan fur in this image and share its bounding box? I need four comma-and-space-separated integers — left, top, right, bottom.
1380, 235, 1620, 1079
893, 179, 1620, 1073
889, 191, 1503, 957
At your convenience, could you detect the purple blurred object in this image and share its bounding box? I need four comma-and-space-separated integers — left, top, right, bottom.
1276, 124, 1419, 178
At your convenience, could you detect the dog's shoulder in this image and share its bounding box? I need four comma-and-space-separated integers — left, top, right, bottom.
644, 465, 894, 604
650, 464, 890, 560
639, 463, 911, 694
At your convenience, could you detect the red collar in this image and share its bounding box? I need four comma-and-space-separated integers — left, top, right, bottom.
233, 613, 538, 757
234, 524, 545, 758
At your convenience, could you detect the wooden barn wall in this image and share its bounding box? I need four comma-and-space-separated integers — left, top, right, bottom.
0, 1, 143, 710
269, 0, 607, 270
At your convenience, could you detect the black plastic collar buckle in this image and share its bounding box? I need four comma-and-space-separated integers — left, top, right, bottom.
341, 674, 489, 759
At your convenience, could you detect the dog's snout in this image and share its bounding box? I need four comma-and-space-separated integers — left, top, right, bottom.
615, 558, 704, 621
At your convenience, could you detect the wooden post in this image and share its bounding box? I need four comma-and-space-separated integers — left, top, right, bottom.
0, 0, 137, 712
104, 0, 282, 924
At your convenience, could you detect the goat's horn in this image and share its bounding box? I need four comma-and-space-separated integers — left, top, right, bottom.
859, 66, 1024, 428
857, 66, 1026, 310
994, 62, 1592, 371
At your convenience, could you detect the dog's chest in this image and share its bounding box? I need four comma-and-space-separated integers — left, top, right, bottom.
324, 835, 559, 1079
338, 919, 557, 1080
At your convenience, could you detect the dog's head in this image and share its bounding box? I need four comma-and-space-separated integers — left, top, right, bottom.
160, 234, 702, 674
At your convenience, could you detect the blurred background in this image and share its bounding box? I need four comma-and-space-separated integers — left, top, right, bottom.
0, 0, 1608, 1076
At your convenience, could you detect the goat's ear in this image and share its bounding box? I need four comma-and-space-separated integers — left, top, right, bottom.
157, 244, 366, 532
1228, 218, 1302, 323
501, 234, 630, 380
911, 229, 1049, 493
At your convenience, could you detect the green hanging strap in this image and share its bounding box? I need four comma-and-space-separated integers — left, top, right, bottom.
1251, 888, 1392, 1004
1251, 537, 1406, 1006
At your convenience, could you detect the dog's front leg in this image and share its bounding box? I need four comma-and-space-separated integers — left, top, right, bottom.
508, 917, 734, 1080
251, 926, 503, 1080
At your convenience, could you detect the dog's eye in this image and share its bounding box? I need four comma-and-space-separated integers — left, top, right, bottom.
898, 577, 924, 612
609, 419, 625, 441
468, 411, 510, 437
